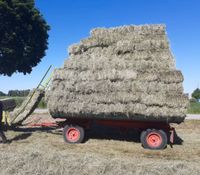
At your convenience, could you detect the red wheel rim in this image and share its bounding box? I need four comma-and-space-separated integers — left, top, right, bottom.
66, 128, 80, 142
146, 132, 162, 148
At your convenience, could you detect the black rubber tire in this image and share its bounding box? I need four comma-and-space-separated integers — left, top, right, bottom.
140, 129, 167, 150
63, 125, 85, 144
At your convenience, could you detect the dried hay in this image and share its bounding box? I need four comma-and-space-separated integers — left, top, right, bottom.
46, 24, 188, 123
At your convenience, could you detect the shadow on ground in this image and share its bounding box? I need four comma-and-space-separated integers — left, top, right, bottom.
86, 123, 183, 145
86, 123, 141, 143
9, 133, 32, 142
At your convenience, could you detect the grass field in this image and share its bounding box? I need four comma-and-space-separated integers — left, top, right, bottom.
0, 116, 200, 175
0, 96, 47, 109
188, 102, 200, 114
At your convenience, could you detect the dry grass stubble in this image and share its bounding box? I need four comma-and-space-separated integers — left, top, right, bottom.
0, 118, 200, 175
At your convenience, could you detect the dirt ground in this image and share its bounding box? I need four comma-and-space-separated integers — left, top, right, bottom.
0, 114, 200, 175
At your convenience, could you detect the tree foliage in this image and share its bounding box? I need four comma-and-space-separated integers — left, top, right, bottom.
0, 0, 49, 76
8, 89, 30, 96
192, 88, 200, 101
0, 91, 6, 96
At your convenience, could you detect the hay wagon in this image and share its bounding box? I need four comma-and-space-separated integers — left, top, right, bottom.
49, 116, 176, 150
45, 24, 188, 150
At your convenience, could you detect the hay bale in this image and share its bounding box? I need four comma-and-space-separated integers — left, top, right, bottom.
46, 24, 188, 123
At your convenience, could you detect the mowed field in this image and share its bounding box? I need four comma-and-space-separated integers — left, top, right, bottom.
0, 115, 200, 175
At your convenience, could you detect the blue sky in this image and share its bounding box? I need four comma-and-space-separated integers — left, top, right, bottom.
0, 0, 200, 94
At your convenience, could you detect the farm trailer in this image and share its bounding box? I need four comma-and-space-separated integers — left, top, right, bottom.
40, 116, 176, 150
2, 86, 178, 150
45, 25, 188, 150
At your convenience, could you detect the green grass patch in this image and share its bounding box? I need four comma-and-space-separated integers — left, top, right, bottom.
0, 96, 26, 107
38, 97, 47, 109
188, 101, 200, 114
12, 97, 26, 107
0, 96, 47, 109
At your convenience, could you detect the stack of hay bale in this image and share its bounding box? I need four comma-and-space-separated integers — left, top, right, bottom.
46, 24, 188, 123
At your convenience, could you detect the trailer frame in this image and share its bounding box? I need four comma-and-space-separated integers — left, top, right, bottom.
57, 118, 175, 149
28, 117, 175, 149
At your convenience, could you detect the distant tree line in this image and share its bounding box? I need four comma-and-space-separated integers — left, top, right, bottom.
0, 91, 6, 96
8, 89, 30, 97
192, 88, 200, 102
0, 89, 30, 97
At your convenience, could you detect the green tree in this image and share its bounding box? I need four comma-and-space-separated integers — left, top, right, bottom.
8, 89, 30, 96
0, 91, 6, 96
192, 88, 200, 101
0, 0, 49, 76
